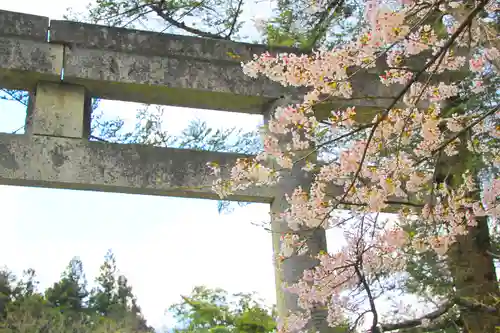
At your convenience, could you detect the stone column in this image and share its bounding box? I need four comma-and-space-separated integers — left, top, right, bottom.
25, 82, 92, 138
263, 96, 330, 332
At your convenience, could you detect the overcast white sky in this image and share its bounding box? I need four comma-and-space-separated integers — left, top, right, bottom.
0, 1, 343, 330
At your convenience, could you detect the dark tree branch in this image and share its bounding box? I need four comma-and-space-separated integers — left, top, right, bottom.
380, 296, 499, 332
307, 0, 345, 50
454, 297, 500, 314
355, 265, 379, 332
149, 4, 225, 39
380, 301, 454, 331
335, 200, 424, 208
352, 220, 380, 333
0, 89, 28, 106
225, 0, 244, 39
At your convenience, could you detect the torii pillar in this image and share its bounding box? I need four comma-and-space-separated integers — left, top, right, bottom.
263, 96, 331, 332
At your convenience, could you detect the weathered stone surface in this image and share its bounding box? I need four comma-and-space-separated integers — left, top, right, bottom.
50, 20, 294, 63
0, 16, 468, 114
0, 37, 62, 91
0, 10, 48, 41
0, 133, 273, 202
27, 82, 91, 138
60, 46, 394, 115
62, 45, 292, 113
50, 20, 467, 116
50, 20, 406, 114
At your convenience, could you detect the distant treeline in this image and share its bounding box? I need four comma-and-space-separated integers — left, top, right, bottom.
0, 250, 154, 333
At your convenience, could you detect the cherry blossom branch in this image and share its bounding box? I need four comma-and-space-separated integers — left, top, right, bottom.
269, 0, 488, 186
302, 0, 450, 112
414, 104, 499, 167
219, 1, 498, 330
335, 0, 490, 207
293, 123, 374, 165
95, 3, 151, 22
322, 0, 448, 94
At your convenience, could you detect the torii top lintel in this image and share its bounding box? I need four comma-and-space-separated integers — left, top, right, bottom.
0, 9, 464, 120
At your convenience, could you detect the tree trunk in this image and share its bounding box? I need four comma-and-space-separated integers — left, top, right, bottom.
439, 139, 500, 332
449, 217, 499, 332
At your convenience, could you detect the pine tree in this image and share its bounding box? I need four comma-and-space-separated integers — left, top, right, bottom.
0, 268, 14, 320
88, 250, 154, 332
89, 249, 117, 317
45, 257, 89, 314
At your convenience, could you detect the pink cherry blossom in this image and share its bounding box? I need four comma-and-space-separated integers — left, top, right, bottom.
210, 1, 499, 331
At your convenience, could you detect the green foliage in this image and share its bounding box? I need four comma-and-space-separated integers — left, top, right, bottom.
168, 286, 276, 333
402, 222, 455, 298
261, 0, 364, 50
0, 250, 153, 333
90, 250, 117, 317
45, 257, 88, 313
1, 263, 275, 333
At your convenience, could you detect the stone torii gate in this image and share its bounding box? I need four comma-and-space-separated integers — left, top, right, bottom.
0, 9, 452, 331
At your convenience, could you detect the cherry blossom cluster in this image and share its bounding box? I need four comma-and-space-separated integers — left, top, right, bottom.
281, 219, 408, 332
207, 158, 279, 198
210, 0, 499, 330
